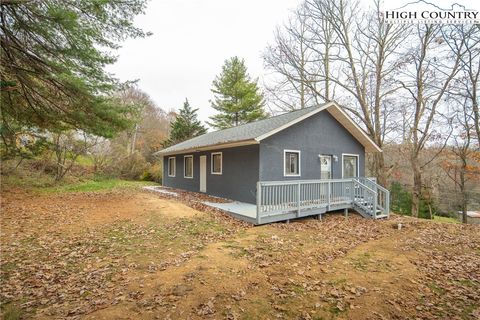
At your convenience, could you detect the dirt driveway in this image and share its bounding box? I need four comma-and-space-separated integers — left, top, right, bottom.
1, 187, 479, 319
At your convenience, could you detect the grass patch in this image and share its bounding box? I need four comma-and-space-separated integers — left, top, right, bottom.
184, 217, 226, 236
329, 278, 347, 285
428, 282, 446, 295
1, 303, 23, 320
1, 168, 158, 194
1, 173, 55, 189
351, 252, 372, 272
452, 279, 477, 287
41, 179, 156, 193
289, 283, 305, 295
75, 155, 94, 166
433, 216, 460, 224
223, 242, 251, 258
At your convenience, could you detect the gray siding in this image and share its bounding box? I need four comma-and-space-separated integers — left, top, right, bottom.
163, 144, 259, 203
259, 110, 365, 181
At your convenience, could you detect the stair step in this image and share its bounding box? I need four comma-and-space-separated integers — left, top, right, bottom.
375, 214, 389, 219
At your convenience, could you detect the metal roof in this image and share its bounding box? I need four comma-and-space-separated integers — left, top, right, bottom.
156, 102, 382, 155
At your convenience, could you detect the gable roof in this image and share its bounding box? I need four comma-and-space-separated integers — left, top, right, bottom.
157, 101, 382, 155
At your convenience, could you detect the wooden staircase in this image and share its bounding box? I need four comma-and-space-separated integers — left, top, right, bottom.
352, 178, 390, 219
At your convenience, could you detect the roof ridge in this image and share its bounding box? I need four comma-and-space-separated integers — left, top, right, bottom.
157, 102, 337, 155
202, 104, 321, 136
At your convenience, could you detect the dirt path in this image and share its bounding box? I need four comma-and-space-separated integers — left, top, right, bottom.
1, 187, 479, 319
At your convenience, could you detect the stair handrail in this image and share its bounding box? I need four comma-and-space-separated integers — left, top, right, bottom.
359, 177, 390, 217
352, 179, 378, 218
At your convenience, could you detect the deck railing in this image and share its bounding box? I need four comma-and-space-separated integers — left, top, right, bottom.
256, 177, 389, 223
354, 177, 390, 218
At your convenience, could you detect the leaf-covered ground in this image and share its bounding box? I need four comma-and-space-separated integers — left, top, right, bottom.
1, 186, 479, 319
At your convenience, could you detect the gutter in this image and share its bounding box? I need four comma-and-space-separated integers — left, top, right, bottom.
154, 139, 259, 157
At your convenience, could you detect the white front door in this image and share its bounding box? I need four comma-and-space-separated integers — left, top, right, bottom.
199, 155, 207, 192
320, 155, 332, 179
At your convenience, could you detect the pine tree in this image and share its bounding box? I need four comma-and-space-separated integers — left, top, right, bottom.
164, 99, 207, 147
208, 57, 266, 129
0, 0, 149, 159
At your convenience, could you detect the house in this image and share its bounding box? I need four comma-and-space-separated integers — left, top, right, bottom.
157, 101, 389, 224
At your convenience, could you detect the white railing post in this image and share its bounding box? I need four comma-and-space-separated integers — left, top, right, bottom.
386, 190, 390, 217
297, 181, 301, 217
351, 178, 355, 203
256, 181, 261, 225
327, 181, 331, 210
255, 178, 388, 220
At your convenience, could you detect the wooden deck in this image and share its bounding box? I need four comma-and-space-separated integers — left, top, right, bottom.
203, 199, 350, 225
204, 178, 389, 225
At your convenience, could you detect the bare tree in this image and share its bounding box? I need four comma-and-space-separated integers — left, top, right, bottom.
108, 86, 172, 178
442, 101, 478, 223
263, 4, 322, 111
264, 0, 407, 185
398, 24, 461, 218
319, 0, 408, 185
89, 137, 112, 173
51, 132, 91, 181
440, 24, 480, 223
447, 25, 480, 146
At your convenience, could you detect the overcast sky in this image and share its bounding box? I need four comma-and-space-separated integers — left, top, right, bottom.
107, 0, 303, 122
108, 0, 478, 124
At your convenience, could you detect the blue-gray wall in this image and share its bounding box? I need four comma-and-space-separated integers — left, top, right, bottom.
162, 110, 366, 204
163, 144, 259, 203
259, 111, 365, 181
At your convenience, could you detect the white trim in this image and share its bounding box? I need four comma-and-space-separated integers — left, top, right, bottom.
157, 102, 382, 157
157, 140, 258, 156
183, 155, 193, 179
256, 102, 334, 142
341, 153, 359, 178
283, 149, 301, 177
255, 102, 382, 153
199, 155, 207, 192
211, 152, 223, 175
326, 105, 382, 153
167, 157, 176, 177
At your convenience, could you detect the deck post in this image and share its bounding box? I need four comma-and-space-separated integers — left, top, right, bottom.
386, 190, 390, 217
344, 208, 348, 218
351, 179, 355, 203
297, 181, 301, 217
256, 181, 261, 225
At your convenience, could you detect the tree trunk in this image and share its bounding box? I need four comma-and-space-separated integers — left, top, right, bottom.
373, 152, 387, 187
411, 155, 422, 218
460, 156, 468, 224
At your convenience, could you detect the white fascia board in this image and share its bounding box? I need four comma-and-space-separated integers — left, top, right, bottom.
157, 139, 259, 156
326, 104, 382, 153
254, 101, 382, 153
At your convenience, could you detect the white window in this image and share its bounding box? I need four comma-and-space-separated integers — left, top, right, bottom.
284, 150, 301, 176
211, 152, 222, 174
168, 157, 176, 177
320, 155, 332, 179
184, 155, 193, 178
342, 154, 359, 178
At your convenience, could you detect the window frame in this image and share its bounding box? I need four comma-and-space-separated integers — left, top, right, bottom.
183, 155, 194, 179
341, 153, 359, 178
211, 152, 223, 175
319, 154, 333, 179
167, 157, 176, 177
283, 149, 301, 177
